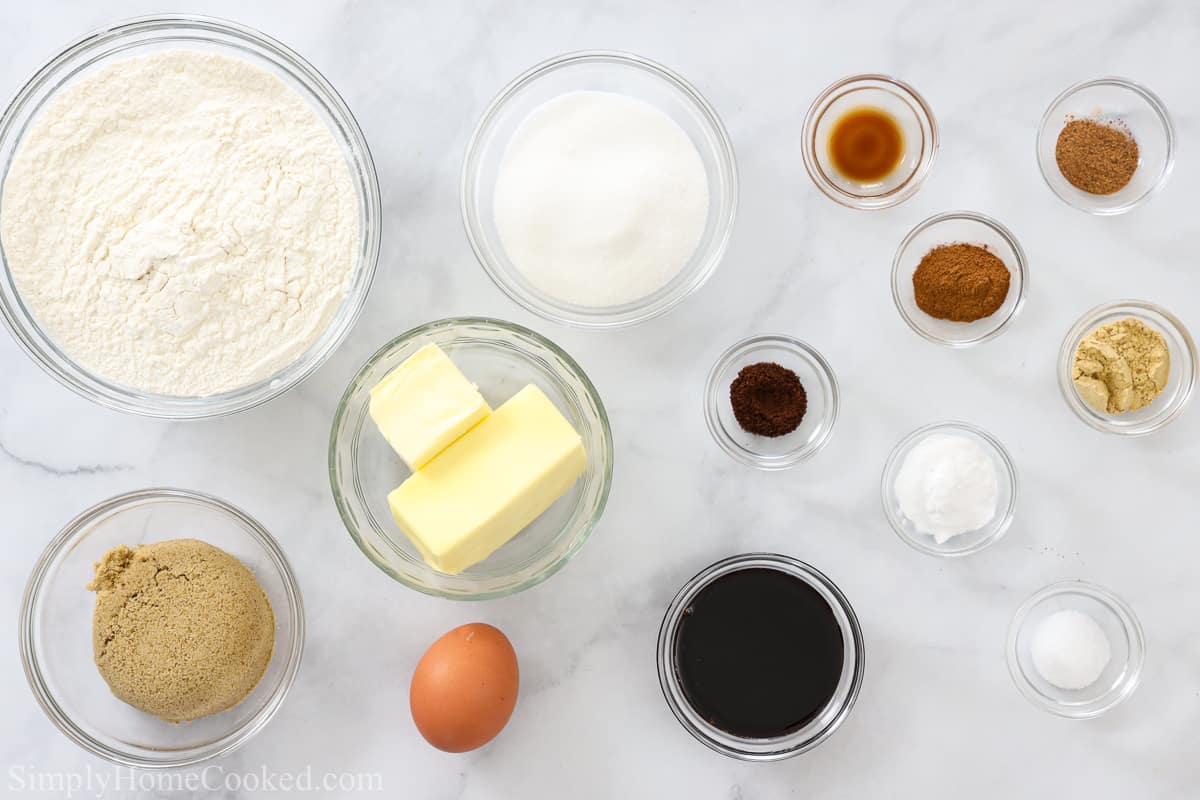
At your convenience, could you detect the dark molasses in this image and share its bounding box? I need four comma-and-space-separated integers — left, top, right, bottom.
673, 567, 844, 738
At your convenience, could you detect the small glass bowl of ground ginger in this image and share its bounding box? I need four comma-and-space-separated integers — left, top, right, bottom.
704, 334, 840, 469
892, 211, 1027, 347
19, 488, 304, 767
1058, 301, 1197, 436
1037, 78, 1176, 215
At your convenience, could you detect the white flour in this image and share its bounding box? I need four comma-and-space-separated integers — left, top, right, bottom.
493, 91, 708, 307
0, 50, 359, 396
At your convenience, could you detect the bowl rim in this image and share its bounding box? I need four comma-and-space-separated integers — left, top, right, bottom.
328, 316, 614, 600
460, 49, 739, 329
1006, 579, 1146, 719
801, 73, 939, 210
0, 13, 382, 418
655, 552, 865, 761
880, 420, 1019, 558
1056, 299, 1197, 436
702, 334, 840, 470
19, 487, 306, 768
891, 210, 1028, 348
1035, 76, 1176, 216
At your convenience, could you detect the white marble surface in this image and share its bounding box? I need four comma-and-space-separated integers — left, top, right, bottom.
3, 0, 1199, 797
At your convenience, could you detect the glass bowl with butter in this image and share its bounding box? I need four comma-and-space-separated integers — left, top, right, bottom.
329, 317, 613, 599
1058, 300, 1197, 436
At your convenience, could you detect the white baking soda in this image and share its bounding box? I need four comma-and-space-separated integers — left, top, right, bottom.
893, 433, 999, 544
493, 91, 709, 307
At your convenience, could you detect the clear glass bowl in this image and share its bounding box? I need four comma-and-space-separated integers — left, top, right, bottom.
19, 488, 304, 768
703, 335, 839, 470
329, 317, 613, 599
801, 74, 938, 210
0, 15, 381, 418
892, 211, 1027, 347
1037, 77, 1175, 215
656, 553, 865, 761
1058, 300, 1197, 436
1007, 581, 1145, 719
881, 421, 1018, 557
461, 50, 738, 328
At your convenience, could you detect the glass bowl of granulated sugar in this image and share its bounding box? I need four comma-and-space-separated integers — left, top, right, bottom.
462, 50, 738, 328
0, 16, 381, 418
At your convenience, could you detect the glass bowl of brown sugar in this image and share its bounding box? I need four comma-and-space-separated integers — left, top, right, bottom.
892, 211, 1027, 348
704, 335, 840, 470
1037, 77, 1176, 216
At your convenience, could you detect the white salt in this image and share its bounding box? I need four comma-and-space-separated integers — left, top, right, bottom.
493, 91, 709, 307
1031, 609, 1111, 690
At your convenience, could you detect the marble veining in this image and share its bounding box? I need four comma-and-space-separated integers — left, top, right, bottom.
2, 0, 1199, 798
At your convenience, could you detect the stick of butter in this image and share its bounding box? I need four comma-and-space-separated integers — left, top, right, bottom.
388, 384, 586, 574
369, 344, 491, 471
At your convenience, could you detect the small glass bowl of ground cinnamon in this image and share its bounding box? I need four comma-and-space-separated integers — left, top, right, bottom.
1037, 78, 1175, 215
892, 211, 1027, 347
704, 335, 840, 469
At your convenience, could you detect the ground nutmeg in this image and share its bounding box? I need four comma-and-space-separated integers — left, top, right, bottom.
1055, 118, 1139, 195
912, 243, 1011, 323
730, 362, 807, 437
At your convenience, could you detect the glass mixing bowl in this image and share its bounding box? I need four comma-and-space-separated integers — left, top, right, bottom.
461, 51, 738, 328
0, 15, 381, 418
19, 488, 304, 768
1007, 580, 1145, 719
1036, 77, 1175, 215
802, 74, 938, 210
892, 211, 1028, 347
329, 318, 613, 599
1058, 300, 1197, 436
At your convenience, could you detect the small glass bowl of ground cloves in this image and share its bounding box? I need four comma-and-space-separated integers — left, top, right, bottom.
704, 335, 840, 470
892, 211, 1028, 348
1037, 77, 1176, 215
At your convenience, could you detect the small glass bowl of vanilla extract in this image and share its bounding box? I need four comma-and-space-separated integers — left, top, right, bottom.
656, 553, 865, 761
802, 74, 938, 210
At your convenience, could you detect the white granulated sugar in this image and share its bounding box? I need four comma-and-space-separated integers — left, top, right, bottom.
1031, 609, 1111, 691
893, 433, 999, 544
0, 50, 359, 396
493, 91, 709, 307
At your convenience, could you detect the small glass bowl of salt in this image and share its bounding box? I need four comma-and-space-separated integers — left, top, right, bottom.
1007, 581, 1145, 719
880, 421, 1017, 557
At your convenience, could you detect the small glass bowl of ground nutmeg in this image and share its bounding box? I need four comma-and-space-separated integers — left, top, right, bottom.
1058, 300, 1197, 436
1037, 78, 1175, 215
892, 211, 1027, 347
704, 335, 839, 470
19, 488, 304, 767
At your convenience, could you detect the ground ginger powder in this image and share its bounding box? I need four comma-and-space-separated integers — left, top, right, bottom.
88, 539, 275, 723
1072, 317, 1169, 414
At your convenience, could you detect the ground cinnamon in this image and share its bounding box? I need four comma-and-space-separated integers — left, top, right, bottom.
730, 362, 807, 437
912, 243, 1010, 323
1055, 118, 1139, 195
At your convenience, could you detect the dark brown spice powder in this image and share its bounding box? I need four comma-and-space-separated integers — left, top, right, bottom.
730, 362, 807, 437
912, 243, 1011, 323
1055, 118, 1139, 195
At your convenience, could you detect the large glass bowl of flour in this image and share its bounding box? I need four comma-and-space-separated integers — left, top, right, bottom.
462, 51, 738, 328
0, 16, 381, 418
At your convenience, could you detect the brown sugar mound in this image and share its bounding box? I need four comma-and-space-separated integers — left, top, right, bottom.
1055, 119, 1139, 195
88, 539, 275, 723
912, 243, 1011, 323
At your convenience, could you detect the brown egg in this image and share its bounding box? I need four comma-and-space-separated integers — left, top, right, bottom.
409, 623, 519, 753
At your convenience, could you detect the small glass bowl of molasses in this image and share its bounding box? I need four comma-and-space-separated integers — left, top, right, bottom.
892, 211, 1028, 347
703, 335, 839, 470
1036, 77, 1175, 216
657, 553, 865, 760
802, 74, 938, 210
